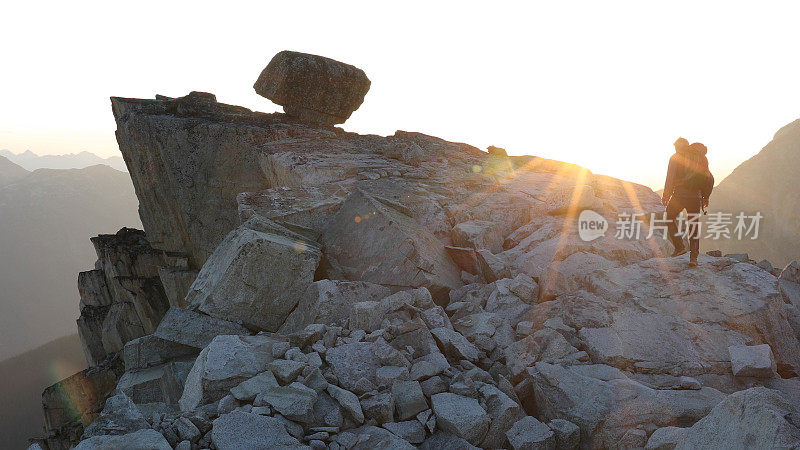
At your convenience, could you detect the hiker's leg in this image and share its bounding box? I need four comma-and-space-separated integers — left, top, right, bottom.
685, 199, 702, 259
665, 198, 685, 251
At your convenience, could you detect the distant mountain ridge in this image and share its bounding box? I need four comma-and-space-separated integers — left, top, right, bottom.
0, 163, 140, 360
703, 118, 800, 267
0, 149, 127, 172
0, 155, 30, 186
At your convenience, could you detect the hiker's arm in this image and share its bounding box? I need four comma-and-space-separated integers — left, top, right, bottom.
701, 172, 713, 207
662, 156, 676, 205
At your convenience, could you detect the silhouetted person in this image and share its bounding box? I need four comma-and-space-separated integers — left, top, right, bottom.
662, 138, 714, 266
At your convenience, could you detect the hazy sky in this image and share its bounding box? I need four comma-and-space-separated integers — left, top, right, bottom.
2, 1, 799, 189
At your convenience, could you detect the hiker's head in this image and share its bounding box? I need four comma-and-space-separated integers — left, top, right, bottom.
674, 137, 690, 152
690, 142, 707, 155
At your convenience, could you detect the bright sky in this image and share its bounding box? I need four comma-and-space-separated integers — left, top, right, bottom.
2, 1, 799, 189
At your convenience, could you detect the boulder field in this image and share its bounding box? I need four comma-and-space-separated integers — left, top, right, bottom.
31, 51, 800, 450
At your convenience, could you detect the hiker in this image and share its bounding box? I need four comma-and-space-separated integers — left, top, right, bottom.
662, 138, 714, 266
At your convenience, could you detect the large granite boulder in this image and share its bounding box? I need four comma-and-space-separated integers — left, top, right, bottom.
254, 50, 371, 126
81, 392, 149, 438
779, 261, 800, 310
431, 392, 490, 445
115, 359, 193, 406
187, 219, 321, 332
530, 362, 725, 448
324, 341, 393, 393
179, 335, 275, 410
322, 190, 461, 302
729, 344, 778, 378
279, 280, 391, 333
676, 387, 800, 449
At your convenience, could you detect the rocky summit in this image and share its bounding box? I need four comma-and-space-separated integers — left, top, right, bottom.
31, 52, 800, 450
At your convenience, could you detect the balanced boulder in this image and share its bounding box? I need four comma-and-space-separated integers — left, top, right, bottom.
254, 50, 371, 126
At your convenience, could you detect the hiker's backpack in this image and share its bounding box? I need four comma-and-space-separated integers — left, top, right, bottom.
681, 143, 714, 199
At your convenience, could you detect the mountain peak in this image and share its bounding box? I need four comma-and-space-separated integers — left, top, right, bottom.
773, 117, 800, 141
0, 155, 30, 186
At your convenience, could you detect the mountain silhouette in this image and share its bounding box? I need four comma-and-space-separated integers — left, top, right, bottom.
0, 164, 140, 360
704, 118, 800, 267
0, 334, 85, 450
0, 149, 127, 172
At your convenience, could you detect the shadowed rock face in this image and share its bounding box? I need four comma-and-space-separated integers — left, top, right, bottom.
49, 60, 800, 449
110, 92, 309, 268
253, 50, 371, 126
322, 189, 462, 303
77, 228, 173, 367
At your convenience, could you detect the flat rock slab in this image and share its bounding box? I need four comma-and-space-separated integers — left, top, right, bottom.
212, 411, 308, 449
123, 333, 198, 371
154, 307, 250, 350
534, 256, 800, 379
675, 387, 800, 449
530, 362, 725, 448
254, 50, 371, 126
75, 429, 171, 450
237, 185, 349, 235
